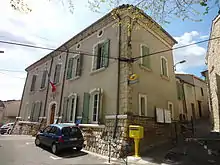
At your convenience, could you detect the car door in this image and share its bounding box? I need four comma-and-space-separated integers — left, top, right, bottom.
40, 126, 52, 146
47, 126, 59, 146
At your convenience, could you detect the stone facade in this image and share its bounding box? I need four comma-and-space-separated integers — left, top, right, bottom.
207, 14, 220, 131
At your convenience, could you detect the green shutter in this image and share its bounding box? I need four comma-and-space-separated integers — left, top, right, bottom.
162, 58, 167, 76
98, 91, 103, 124
142, 46, 150, 69
54, 64, 61, 84
77, 55, 83, 76
67, 58, 73, 79
30, 102, 35, 121
93, 45, 98, 70
82, 93, 90, 124
102, 39, 110, 67
41, 71, 47, 88
30, 75, 37, 91
62, 97, 68, 122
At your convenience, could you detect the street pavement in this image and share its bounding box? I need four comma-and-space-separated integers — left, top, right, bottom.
0, 135, 118, 165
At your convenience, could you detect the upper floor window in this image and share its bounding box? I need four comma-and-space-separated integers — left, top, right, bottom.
41, 70, 47, 89
67, 55, 82, 80
92, 39, 110, 71
54, 64, 61, 84
140, 44, 151, 69
138, 94, 147, 116
161, 56, 168, 77
30, 75, 37, 91
201, 87, 204, 96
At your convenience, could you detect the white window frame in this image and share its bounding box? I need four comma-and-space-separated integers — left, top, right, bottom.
140, 44, 150, 69
160, 56, 169, 77
68, 93, 77, 122
168, 101, 174, 119
89, 88, 103, 124
91, 40, 106, 72
138, 94, 147, 116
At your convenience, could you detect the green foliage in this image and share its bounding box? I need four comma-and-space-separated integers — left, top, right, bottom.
9, 0, 220, 24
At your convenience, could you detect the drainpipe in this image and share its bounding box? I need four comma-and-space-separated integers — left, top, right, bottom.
10, 72, 29, 134
17, 72, 29, 117
113, 14, 121, 139
56, 46, 69, 123
181, 81, 188, 120
43, 56, 54, 117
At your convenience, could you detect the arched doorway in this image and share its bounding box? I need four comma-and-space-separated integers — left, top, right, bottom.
48, 102, 57, 124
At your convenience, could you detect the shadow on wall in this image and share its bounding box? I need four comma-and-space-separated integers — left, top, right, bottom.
215, 73, 220, 131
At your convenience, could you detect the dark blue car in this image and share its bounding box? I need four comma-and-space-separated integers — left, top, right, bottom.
35, 124, 84, 154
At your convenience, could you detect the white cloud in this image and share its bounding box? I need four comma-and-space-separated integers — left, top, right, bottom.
0, 0, 104, 100
173, 31, 207, 73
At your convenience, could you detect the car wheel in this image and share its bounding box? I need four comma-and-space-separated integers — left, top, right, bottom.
35, 137, 41, 146
7, 129, 11, 134
76, 146, 82, 151
51, 143, 58, 154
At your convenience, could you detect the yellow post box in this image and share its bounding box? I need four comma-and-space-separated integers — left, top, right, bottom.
129, 125, 144, 158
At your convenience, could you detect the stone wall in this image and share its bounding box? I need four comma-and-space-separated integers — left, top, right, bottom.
11, 118, 47, 136
79, 118, 128, 158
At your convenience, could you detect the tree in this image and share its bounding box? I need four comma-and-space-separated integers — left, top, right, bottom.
9, 0, 220, 24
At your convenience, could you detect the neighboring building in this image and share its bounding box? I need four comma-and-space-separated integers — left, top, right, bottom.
2, 100, 20, 123
0, 100, 5, 124
206, 14, 220, 132
16, 5, 179, 157
176, 74, 209, 121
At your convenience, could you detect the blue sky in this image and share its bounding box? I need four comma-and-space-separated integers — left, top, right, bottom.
0, 0, 219, 100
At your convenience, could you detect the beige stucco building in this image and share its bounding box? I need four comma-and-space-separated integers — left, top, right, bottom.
15, 5, 179, 157
206, 14, 220, 132
176, 74, 209, 121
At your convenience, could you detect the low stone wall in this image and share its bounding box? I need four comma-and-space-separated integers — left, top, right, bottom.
11, 118, 47, 136
79, 118, 128, 158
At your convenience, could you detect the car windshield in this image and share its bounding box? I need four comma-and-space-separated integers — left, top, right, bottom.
62, 127, 82, 137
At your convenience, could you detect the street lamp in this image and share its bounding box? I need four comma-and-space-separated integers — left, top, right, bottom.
174, 60, 186, 71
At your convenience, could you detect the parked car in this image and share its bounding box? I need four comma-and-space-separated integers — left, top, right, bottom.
35, 124, 84, 154
0, 122, 14, 135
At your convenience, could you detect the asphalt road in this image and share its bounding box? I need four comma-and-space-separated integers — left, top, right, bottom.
0, 135, 115, 165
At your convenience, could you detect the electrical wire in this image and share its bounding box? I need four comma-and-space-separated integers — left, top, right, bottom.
0, 71, 26, 80
132, 36, 220, 60
0, 40, 119, 60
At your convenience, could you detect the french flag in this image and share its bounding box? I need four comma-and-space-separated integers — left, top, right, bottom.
48, 74, 56, 92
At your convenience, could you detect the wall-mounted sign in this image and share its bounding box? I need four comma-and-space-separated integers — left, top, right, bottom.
128, 73, 139, 85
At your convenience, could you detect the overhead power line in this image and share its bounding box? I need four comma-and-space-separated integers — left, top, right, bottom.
0, 40, 119, 60
132, 36, 220, 60
0, 71, 25, 80
0, 35, 219, 66
0, 69, 25, 73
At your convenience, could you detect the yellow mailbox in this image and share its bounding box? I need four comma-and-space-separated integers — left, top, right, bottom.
129, 125, 144, 139
129, 125, 144, 158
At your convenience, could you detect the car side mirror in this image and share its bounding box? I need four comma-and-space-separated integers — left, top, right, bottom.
39, 130, 43, 133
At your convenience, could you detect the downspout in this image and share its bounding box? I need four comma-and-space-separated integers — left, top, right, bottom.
10, 72, 29, 134
43, 56, 54, 117
113, 14, 121, 139
17, 72, 29, 117
56, 46, 69, 123
181, 81, 188, 120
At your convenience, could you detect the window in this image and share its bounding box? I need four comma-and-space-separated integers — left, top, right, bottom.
66, 55, 82, 80
168, 101, 174, 119
49, 126, 59, 135
43, 126, 52, 133
140, 45, 150, 69
41, 70, 47, 89
92, 39, 110, 71
30, 75, 37, 91
54, 64, 61, 84
139, 94, 147, 116
69, 94, 77, 122
30, 101, 42, 122
161, 57, 168, 77
92, 94, 99, 122
201, 87, 204, 96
